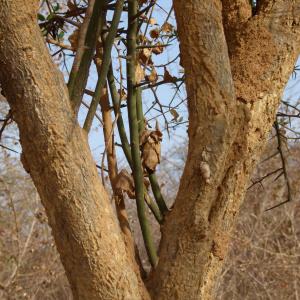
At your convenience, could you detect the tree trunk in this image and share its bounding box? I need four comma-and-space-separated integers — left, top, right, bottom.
148, 1, 300, 299
0, 1, 148, 299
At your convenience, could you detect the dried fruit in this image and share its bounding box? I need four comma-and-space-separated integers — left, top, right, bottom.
150, 28, 160, 39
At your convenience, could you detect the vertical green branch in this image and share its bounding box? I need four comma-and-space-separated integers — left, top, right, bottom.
108, 65, 163, 224
68, 0, 105, 113
149, 173, 168, 214
127, 0, 157, 267
108, 64, 133, 165
136, 87, 169, 215
136, 87, 145, 133
83, 0, 124, 132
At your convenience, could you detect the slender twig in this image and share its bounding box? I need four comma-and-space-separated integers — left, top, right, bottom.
247, 168, 283, 190
266, 120, 292, 211
0, 110, 12, 141
150, 87, 170, 137
81, 100, 103, 125
136, 77, 184, 89
127, 0, 157, 267
46, 38, 75, 51
83, 0, 125, 132
0, 144, 19, 154
260, 151, 279, 164
136, 43, 170, 49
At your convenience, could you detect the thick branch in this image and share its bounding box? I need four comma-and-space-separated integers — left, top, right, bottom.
0, 1, 148, 299
148, 0, 300, 299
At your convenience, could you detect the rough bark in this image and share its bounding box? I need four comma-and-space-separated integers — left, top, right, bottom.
1, 0, 299, 299
148, 1, 300, 299
0, 1, 149, 299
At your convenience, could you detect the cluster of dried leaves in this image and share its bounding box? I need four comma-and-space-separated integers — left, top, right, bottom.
114, 124, 162, 199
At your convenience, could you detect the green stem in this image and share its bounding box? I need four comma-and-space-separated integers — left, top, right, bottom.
68, 0, 105, 113
149, 173, 169, 214
136, 86, 169, 216
108, 64, 132, 165
83, 0, 124, 132
108, 65, 163, 224
145, 194, 163, 224
127, 0, 157, 267
136, 87, 145, 133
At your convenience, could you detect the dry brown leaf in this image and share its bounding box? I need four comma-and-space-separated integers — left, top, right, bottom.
135, 63, 145, 84
170, 109, 179, 121
137, 34, 148, 44
139, 48, 153, 66
163, 67, 177, 83
145, 68, 158, 83
152, 42, 164, 55
161, 22, 174, 33
68, 28, 79, 50
140, 128, 163, 172
150, 28, 160, 39
118, 89, 127, 101
67, 0, 77, 11
149, 18, 157, 25
114, 170, 135, 199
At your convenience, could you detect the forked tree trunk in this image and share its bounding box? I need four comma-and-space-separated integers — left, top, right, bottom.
0, 0, 299, 299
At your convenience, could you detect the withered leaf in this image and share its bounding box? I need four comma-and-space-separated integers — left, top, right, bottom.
68, 28, 79, 50
170, 109, 179, 121
140, 129, 163, 172
139, 0, 149, 4
137, 34, 148, 44
138, 48, 153, 66
163, 67, 177, 83
149, 18, 157, 25
152, 42, 164, 55
67, 0, 77, 11
118, 89, 127, 101
145, 68, 158, 83
161, 22, 174, 33
114, 170, 135, 199
135, 63, 145, 84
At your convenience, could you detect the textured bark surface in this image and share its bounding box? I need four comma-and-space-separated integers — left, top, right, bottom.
0, 1, 148, 299
148, 1, 300, 299
0, 0, 299, 299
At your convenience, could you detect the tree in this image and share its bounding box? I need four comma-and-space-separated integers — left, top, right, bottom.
0, 0, 299, 299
